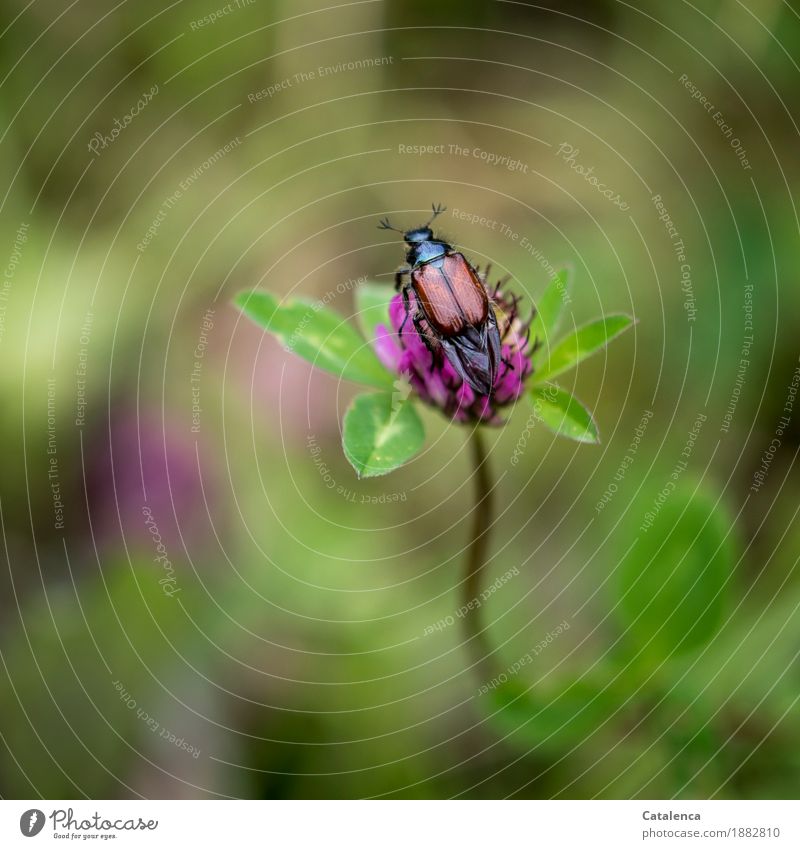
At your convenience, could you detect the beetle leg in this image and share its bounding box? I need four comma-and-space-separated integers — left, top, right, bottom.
413, 312, 439, 356
399, 283, 438, 353
398, 281, 413, 333
394, 264, 411, 292
398, 285, 436, 353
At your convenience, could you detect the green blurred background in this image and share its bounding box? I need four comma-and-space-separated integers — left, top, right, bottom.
1, 0, 799, 799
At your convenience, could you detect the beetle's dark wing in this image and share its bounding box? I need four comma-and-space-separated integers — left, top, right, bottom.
486, 303, 502, 377
440, 323, 497, 396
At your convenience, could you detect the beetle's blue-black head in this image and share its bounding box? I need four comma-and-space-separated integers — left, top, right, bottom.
403, 226, 433, 244
378, 203, 451, 267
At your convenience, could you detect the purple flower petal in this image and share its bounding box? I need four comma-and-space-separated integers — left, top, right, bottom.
374, 323, 402, 372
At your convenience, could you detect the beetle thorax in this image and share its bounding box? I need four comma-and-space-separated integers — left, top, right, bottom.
406, 237, 450, 267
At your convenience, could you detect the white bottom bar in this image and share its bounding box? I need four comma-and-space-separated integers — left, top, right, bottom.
1, 800, 797, 848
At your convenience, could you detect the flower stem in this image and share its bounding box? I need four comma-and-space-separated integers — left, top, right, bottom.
462, 427, 495, 683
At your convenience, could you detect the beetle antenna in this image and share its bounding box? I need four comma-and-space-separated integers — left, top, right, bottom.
426, 202, 447, 226
377, 216, 403, 233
